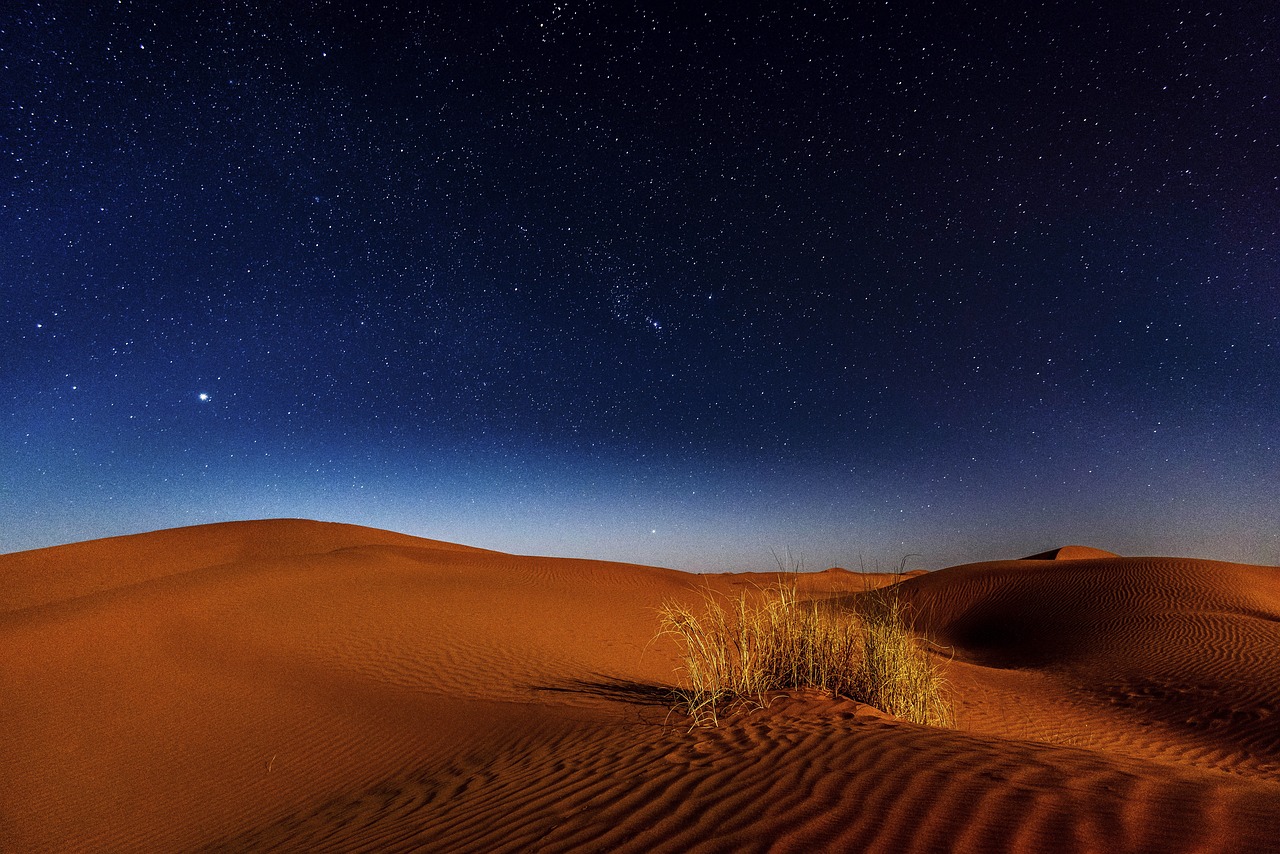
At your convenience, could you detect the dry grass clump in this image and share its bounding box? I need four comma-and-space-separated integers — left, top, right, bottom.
658, 577, 951, 728
657, 580, 860, 726
853, 586, 953, 728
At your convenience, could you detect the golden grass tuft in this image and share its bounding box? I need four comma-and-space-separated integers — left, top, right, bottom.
853, 586, 954, 727
658, 576, 952, 728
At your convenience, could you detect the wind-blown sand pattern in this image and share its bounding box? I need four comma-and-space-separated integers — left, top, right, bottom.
3, 520, 1279, 852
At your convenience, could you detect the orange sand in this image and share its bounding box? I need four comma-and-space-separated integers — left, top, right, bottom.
2, 520, 1278, 852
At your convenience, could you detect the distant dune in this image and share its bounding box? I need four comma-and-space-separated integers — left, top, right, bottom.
1021, 545, 1121, 561
3, 520, 1278, 852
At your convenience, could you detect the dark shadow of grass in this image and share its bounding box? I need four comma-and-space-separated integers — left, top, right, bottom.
532, 677, 675, 707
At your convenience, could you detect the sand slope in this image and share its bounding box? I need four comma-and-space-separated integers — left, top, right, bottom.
3, 521, 1279, 852
896, 554, 1280, 779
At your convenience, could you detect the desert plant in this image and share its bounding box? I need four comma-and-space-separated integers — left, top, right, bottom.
656, 596, 737, 726
658, 576, 861, 726
658, 573, 951, 728
852, 585, 954, 728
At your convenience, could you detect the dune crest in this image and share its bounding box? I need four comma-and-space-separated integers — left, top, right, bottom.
3, 521, 1279, 852
0, 519, 486, 614
1021, 544, 1120, 560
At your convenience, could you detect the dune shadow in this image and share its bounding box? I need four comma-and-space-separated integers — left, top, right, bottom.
533, 677, 674, 707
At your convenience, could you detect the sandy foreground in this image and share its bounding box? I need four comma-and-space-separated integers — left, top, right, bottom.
2, 519, 1279, 852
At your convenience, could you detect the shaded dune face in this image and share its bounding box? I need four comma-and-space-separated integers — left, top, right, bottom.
3, 522, 1280, 853
897, 556, 1280, 777
1021, 545, 1121, 561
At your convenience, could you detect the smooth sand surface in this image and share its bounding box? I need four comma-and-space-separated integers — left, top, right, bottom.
3, 520, 1279, 852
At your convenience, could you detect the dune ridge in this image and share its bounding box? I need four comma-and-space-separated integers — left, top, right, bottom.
3, 520, 1279, 852
0, 519, 486, 614
1021, 545, 1121, 561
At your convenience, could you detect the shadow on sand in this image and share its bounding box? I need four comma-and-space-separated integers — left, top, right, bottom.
533, 677, 674, 707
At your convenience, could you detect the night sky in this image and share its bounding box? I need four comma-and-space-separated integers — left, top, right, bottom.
4, 2, 1277, 571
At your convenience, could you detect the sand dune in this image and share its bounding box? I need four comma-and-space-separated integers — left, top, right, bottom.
3, 520, 1279, 852
896, 554, 1280, 779
1021, 545, 1121, 561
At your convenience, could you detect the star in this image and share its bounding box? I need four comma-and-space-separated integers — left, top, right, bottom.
198, 393, 210, 402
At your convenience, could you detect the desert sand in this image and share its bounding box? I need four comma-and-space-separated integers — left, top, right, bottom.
3, 519, 1279, 852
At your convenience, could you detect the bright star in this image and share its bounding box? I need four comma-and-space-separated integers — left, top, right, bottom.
198, 393, 210, 402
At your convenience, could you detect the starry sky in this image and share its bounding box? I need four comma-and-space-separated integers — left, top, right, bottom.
3, 2, 1277, 571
